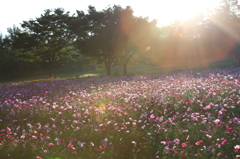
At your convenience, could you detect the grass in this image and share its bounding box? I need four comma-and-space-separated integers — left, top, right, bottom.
2, 55, 238, 84
0, 54, 237, 84
0, 63, 165, 84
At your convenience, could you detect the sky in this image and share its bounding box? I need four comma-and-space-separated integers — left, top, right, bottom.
1, 0, 222, 36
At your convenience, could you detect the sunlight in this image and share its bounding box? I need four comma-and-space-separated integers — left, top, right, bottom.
98, 103, 106, 111
138, 0, 221, 26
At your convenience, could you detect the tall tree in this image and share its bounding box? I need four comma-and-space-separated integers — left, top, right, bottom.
210, 0, 240, 64
84, 23, 118, 76
117, 8, 156, 73
117, 42, 136, 75
0, 26, 24, 78
0, 34, 6, 75
14, 8, 77, 77
82, 5, 127, 76
81, 5, 158, 75
68, 10, 90, 53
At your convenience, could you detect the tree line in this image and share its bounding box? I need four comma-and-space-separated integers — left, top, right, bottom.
1, 0, 240, 79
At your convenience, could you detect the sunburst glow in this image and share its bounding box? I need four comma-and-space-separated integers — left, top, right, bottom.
0, 0, 222, 36
134, 0, 221, 25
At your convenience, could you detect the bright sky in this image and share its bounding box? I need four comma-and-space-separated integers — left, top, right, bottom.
1, 0, 221, 36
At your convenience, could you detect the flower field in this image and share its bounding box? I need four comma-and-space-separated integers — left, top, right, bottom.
1, 67, 240, 159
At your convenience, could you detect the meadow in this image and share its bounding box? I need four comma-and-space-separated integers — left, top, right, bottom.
0, 66, 240, 159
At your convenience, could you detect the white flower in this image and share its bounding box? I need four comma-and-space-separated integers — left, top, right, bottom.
132, 141, 137, 147
213, 119, 220, 124
20, 134, 25, 139
132, 122, 136, 126
103, 138, 108, 143
90, 142, 94, 146
235, 145, 240, 150
78, 141, 86, 147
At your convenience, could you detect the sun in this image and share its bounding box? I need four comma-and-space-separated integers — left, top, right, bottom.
135, 0, 221, 26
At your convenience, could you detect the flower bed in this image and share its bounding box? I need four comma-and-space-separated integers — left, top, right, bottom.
0, 67, 240, 158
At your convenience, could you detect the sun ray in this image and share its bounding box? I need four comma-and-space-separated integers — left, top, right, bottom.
136, 0, 221, 26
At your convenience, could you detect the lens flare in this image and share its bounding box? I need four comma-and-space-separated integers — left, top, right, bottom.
99, 103, 106, 111
146, 46, 151, 51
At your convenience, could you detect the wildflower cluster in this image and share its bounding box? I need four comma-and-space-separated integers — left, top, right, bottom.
0, 67, 240, 158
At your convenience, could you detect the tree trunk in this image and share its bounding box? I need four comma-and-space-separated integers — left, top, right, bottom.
123, 63, 127, 74
106, 64, 111, 76
49, 62, 53, 78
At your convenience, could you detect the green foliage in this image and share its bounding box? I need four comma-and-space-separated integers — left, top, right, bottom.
79, 5, 158, 76
12, 8, 78, 78
2, 0, 240, 81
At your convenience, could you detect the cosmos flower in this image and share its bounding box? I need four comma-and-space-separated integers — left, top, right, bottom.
1, 67, 240, 158
195, 140, 203, 146
99, 144, 107, 149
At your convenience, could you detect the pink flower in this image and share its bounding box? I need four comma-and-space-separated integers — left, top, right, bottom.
67, 143, 73, 148
195, 140, 203, 146
150, 114, 155, 119
216, 143, 221, 148
194, 152, 201, 156
174, 138, 180, 144
203, 105, 211, 110
181, 142, 188, 148
36, 156, 43, 159
217, 152, 221, 157
5, 134, 12, 139
6, 127, 11, 134
221, 138, 227, 145
187, 107, 192, 111
48, 143, 56, 146
72, 151, 78, 155
206, 134, 212, 138
99, 144, 107, 149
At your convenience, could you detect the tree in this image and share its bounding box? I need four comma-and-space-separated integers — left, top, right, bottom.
110, 6, 137, 75
80, 5, 159, 75
209, 0, 240, 64
117, 42, 136, 75
0, 26, 24, 78
82, 5, 129, 76
84, 24, 118, 76
68, 10, 90, 52
14, 8, 77, 77
0, 34, 6, 75
117, 9, 158, 74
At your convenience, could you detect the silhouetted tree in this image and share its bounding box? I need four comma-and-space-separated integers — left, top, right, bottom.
0, 26, 25, 78
14, 8, 77, 78
80, 5, 159, 75
82, 5, 132, 76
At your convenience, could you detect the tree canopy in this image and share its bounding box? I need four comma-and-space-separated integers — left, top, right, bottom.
1, 0, 240, 80
80, 5, 158, 75
13, 8, 77, 77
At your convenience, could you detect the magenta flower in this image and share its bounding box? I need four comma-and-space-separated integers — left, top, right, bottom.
195, 140, 203, 146
181, 142, 188, 148
99, 144, 107, 149
150, 114, 155, 119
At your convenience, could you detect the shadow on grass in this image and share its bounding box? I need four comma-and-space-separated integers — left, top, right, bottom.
0, 56, 238, 84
